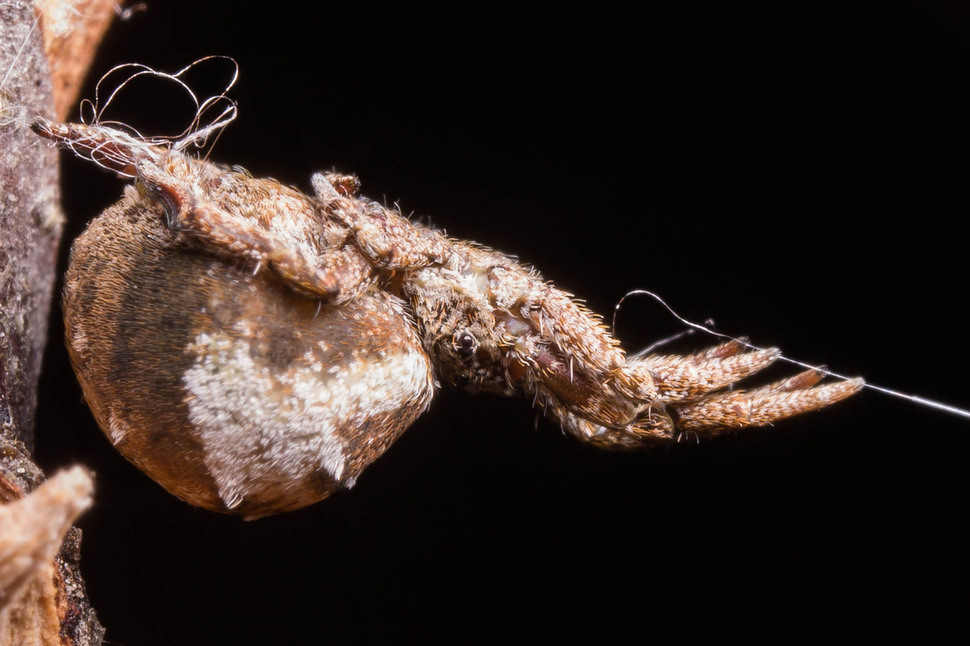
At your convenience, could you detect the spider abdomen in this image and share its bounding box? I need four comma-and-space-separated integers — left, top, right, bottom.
64, 190, 434, 517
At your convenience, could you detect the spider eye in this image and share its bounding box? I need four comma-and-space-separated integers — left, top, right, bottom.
454, 332, 478, 358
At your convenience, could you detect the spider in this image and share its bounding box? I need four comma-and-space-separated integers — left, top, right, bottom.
32, 116, 863, 519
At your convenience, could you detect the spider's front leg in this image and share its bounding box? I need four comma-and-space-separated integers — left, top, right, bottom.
492, 275, 861, 447
400, 233, 864, 449
554, 339, 863, 448
642, 341, 864, 435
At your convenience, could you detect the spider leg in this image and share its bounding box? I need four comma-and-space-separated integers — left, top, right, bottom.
670, 370, 864, 434
136, 159, 377, 302
553, 405, 676, 449
551, 366, 862, 448
633, 339, 782, 402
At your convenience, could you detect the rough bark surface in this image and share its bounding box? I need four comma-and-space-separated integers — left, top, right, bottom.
0, 468, 96, 646
0, 1, 115, 644
1, 0, 63, 452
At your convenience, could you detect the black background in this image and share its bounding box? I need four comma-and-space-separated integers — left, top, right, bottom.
32, 2, 968, 643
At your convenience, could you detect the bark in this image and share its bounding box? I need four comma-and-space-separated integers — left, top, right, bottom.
0, 468, 96, 646
1, 1, 120, 644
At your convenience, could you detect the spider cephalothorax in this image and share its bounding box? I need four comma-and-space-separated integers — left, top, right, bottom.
33, 116, 862, 518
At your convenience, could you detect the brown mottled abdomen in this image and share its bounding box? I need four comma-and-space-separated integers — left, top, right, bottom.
64, 189, 435, 517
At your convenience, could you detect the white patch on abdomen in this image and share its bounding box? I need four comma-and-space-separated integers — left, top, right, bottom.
181, 325, 431, 510
106, 407, 130, 445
